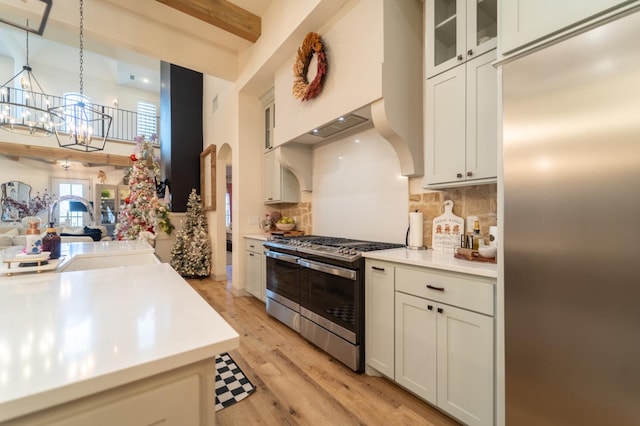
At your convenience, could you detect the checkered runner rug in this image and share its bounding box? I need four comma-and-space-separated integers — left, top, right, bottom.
215, 352, 255, 411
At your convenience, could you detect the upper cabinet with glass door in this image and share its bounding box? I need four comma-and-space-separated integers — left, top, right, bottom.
260, 87, 275, 152
426, 0, 497, 78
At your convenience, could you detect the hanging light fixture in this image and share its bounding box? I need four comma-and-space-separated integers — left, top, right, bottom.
0, 0, 52, 36
49, 0, 112, 152
0, 21, 56, 136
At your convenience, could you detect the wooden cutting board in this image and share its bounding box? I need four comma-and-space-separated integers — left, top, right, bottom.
432, 200, 464, 253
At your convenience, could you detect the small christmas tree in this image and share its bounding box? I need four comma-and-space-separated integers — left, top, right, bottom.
116, 135, 173, 243
170, 189, 212, 278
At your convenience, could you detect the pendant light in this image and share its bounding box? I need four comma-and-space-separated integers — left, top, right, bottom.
0, 21, 56, 136
0, 0, 52, 36
49, 0, 112, 152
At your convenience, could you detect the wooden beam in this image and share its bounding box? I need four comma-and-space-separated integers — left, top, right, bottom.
0, 141, 132, 168
155, 0, 261, 42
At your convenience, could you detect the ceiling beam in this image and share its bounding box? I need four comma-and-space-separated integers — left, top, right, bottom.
0, 141, 131, 168
155, 0, 261, 42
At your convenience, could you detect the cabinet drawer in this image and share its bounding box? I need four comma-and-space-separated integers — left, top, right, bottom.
395, 266, 494, 315
244, 238, 264, 253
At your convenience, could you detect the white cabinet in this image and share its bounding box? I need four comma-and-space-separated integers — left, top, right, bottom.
263, 148, 300, 204
261, 87, 275, 151
264, 100, 275, 151
49, 375, 200, 426
500, 0, 630, 55
424, 49, 497, 187
426, 0, 497, 78
245, 237, 266, 301
95, 184, 129, 228
365, 260, 396, 378
395, 292, 437, 402
11, 358, 214, 426
394, 265, 494, 426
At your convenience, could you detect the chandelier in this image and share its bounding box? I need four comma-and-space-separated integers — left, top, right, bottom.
0, 22, 56, 137
0, 0, 52, 36
49, 0, 112, 152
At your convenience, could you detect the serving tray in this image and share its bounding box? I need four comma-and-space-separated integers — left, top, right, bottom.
432, 200, 464, 253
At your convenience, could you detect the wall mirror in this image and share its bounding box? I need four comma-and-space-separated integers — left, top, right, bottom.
200, 145, 216, 211
1, 181, 32, 221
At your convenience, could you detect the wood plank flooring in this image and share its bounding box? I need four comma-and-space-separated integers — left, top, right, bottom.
187, 276, 461, 426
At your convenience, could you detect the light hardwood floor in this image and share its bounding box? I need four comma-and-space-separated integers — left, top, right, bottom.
187, 276, 461, 426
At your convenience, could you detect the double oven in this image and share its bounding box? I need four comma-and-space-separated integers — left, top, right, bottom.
264, 236, 404, 372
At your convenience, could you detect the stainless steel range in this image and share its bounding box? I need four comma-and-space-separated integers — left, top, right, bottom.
264, 235, 404, 372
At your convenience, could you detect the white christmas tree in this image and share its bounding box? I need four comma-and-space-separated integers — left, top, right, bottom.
116, 135, 173, 243
170, 189, 212, 277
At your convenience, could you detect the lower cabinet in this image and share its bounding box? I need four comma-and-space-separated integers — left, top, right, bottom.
395, 292, 494, 426
365, 260, 495, 426
365, 260, 396, 378
245, 237, 266, 301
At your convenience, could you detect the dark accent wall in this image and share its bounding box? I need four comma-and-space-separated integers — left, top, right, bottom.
160, 62, 203, 212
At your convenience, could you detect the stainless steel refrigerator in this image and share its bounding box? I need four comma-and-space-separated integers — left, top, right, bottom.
503, 8, 640, 426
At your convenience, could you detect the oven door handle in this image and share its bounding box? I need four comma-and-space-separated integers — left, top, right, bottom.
297, 259, 357, 281
265, 250, 299, 264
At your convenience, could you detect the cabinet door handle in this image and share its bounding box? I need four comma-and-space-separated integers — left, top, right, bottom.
372, 266, 385, 271
457, 54, 463, 61
427, 284, 445, 292
428, 305, 433, 311
456, 173, 463, 178
467, 171, 473, 177
467, 49, 473, 56
437, 307, 444, 314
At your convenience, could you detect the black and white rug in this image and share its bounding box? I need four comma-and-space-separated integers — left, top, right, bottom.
215, 352, 255, 411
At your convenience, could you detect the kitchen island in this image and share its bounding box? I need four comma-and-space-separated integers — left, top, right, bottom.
0, 262, 239, 425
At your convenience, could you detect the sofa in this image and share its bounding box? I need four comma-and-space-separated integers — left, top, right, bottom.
0, 225, 112, 251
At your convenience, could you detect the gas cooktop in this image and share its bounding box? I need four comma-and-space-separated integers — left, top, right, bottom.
265, 235, 405, 262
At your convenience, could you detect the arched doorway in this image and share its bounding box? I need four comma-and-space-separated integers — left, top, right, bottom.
217, 143, 233, 284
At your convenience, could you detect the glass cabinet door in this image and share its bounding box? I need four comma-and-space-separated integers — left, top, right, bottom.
467, 0, 497, 59
427, 0, 464, 77
97, 185, 117, 225
426, 0, 496, 78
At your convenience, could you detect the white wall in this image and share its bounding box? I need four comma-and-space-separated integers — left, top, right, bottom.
313, 127, 408, 244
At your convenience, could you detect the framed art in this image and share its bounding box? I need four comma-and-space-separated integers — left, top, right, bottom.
199, 144, 216, 211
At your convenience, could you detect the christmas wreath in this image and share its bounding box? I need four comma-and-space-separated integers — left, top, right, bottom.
292, 32, 327, 101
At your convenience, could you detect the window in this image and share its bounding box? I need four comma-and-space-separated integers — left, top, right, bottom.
50, 178, 91, 226
137, 100, 157, 138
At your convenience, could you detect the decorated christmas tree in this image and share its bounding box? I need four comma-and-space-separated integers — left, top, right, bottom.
170, 189, 212, 278
116, 135, 173, 243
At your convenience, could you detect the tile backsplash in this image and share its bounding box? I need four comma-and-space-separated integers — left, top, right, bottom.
410, 184, 497, 247
275, 183, 497, 247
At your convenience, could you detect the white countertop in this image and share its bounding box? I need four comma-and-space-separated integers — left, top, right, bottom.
243, 233, 269, 241
363, 248, 498, 278
0, 240, 156, 276
0, 262, 239, 422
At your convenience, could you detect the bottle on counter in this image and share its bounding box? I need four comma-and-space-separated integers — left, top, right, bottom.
42, 224, 61, 259
25, 218, 43, 254
472, 220, 481, 250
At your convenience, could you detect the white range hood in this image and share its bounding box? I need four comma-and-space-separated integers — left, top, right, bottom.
273, 0, 424, 179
